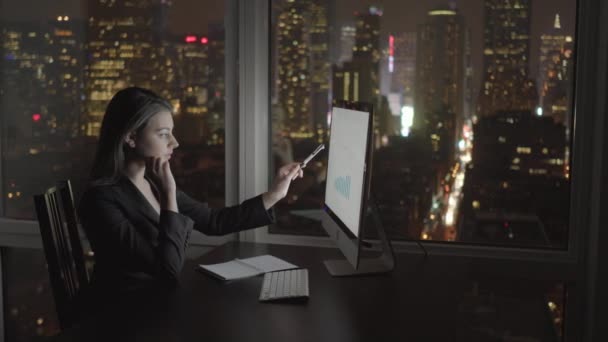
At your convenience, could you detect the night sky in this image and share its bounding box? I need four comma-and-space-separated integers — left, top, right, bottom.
1, 0, 577, 94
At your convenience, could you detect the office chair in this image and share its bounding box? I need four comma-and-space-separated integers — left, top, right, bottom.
33, 180, 89, 330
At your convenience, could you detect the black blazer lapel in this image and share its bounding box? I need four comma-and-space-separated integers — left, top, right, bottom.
119, 177, 160, 224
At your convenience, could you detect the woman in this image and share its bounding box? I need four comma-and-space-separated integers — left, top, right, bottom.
77, 87, 302, 309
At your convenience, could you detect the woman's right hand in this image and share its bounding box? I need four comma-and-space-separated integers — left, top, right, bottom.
145, 156, 177, 199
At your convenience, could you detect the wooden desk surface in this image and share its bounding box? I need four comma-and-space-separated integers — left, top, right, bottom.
53, 242, 565, 342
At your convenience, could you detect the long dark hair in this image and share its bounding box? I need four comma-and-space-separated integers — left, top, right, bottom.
89, 87, 173, 186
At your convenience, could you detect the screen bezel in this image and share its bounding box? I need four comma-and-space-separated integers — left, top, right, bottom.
322, 100, 374, 269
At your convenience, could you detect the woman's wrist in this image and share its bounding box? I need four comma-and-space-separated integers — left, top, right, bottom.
161, 192, 178, 213
262, 191, 282, 210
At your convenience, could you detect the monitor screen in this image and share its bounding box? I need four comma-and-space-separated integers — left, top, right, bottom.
324, 106, 371, 238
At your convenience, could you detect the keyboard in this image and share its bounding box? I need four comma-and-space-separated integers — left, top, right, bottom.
259, 268, 309, 302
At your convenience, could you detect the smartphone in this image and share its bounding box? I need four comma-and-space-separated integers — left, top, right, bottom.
300, 144, 325, 168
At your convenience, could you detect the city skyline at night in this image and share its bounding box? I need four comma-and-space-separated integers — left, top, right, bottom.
0, 0, 578, 242
0, 1, 578, 339
2, 0, 576, 98
268, 0, 575, 248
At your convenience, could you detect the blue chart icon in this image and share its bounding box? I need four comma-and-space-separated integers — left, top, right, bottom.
334, 176, 351, 199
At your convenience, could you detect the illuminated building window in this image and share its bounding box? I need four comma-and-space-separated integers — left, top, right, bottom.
516, 146, 532, 154
529, 168, 548, 175
547, 158, 564, 165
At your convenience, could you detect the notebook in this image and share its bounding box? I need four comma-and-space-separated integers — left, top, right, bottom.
197, 255, 299, 281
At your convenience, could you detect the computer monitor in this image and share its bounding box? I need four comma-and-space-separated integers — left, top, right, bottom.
321, 100, 395, 276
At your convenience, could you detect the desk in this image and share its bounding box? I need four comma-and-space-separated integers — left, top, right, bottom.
53, 242, 565, 341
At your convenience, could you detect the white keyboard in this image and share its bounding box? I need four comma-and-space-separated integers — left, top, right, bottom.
259, 269, 309, 302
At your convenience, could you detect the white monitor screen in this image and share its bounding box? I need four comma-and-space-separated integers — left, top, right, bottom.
324, 107, 370, 238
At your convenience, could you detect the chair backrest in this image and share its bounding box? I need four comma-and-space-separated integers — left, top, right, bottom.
34, 180, 89, 330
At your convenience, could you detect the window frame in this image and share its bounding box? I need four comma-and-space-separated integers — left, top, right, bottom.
0, 1, 242, 247
248, 0, 590, 262
243, 1, 608, 339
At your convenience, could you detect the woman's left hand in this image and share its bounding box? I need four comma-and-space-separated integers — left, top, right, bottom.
263, 162, 303, 209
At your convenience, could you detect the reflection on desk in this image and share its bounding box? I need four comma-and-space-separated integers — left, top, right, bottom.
53, 242, 567, 342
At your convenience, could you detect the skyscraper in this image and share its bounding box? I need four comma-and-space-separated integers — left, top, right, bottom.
206, 24, 227, 144
338, 25, 355, 66
172, 34, 209, 146
390, 32, 416, 105
1, 19, 84, 151
538, 14, 574, 126
477, 0, 537, 117
414, 8, 468, 166
1, 23, 50, 153
84, 0, 172, 137
275, 0, 313, 137
461, 110, 569, 246
352, 6, 382, 100
47, 17, 86, 140
332, 61, 372, 103
309, 0, 331, 142
353, 6, 381, 64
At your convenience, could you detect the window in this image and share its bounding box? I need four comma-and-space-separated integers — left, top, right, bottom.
0, 1, 230, 339
1, 0, 228, 219
269, 0, 577, 250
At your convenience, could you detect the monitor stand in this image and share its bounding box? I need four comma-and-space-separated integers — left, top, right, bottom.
323, 200, 396, 277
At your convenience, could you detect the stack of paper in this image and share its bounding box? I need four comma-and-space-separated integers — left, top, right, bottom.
198, 255, 298, 281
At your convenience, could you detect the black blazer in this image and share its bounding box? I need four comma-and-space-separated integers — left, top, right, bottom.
77, 175, 274, 303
